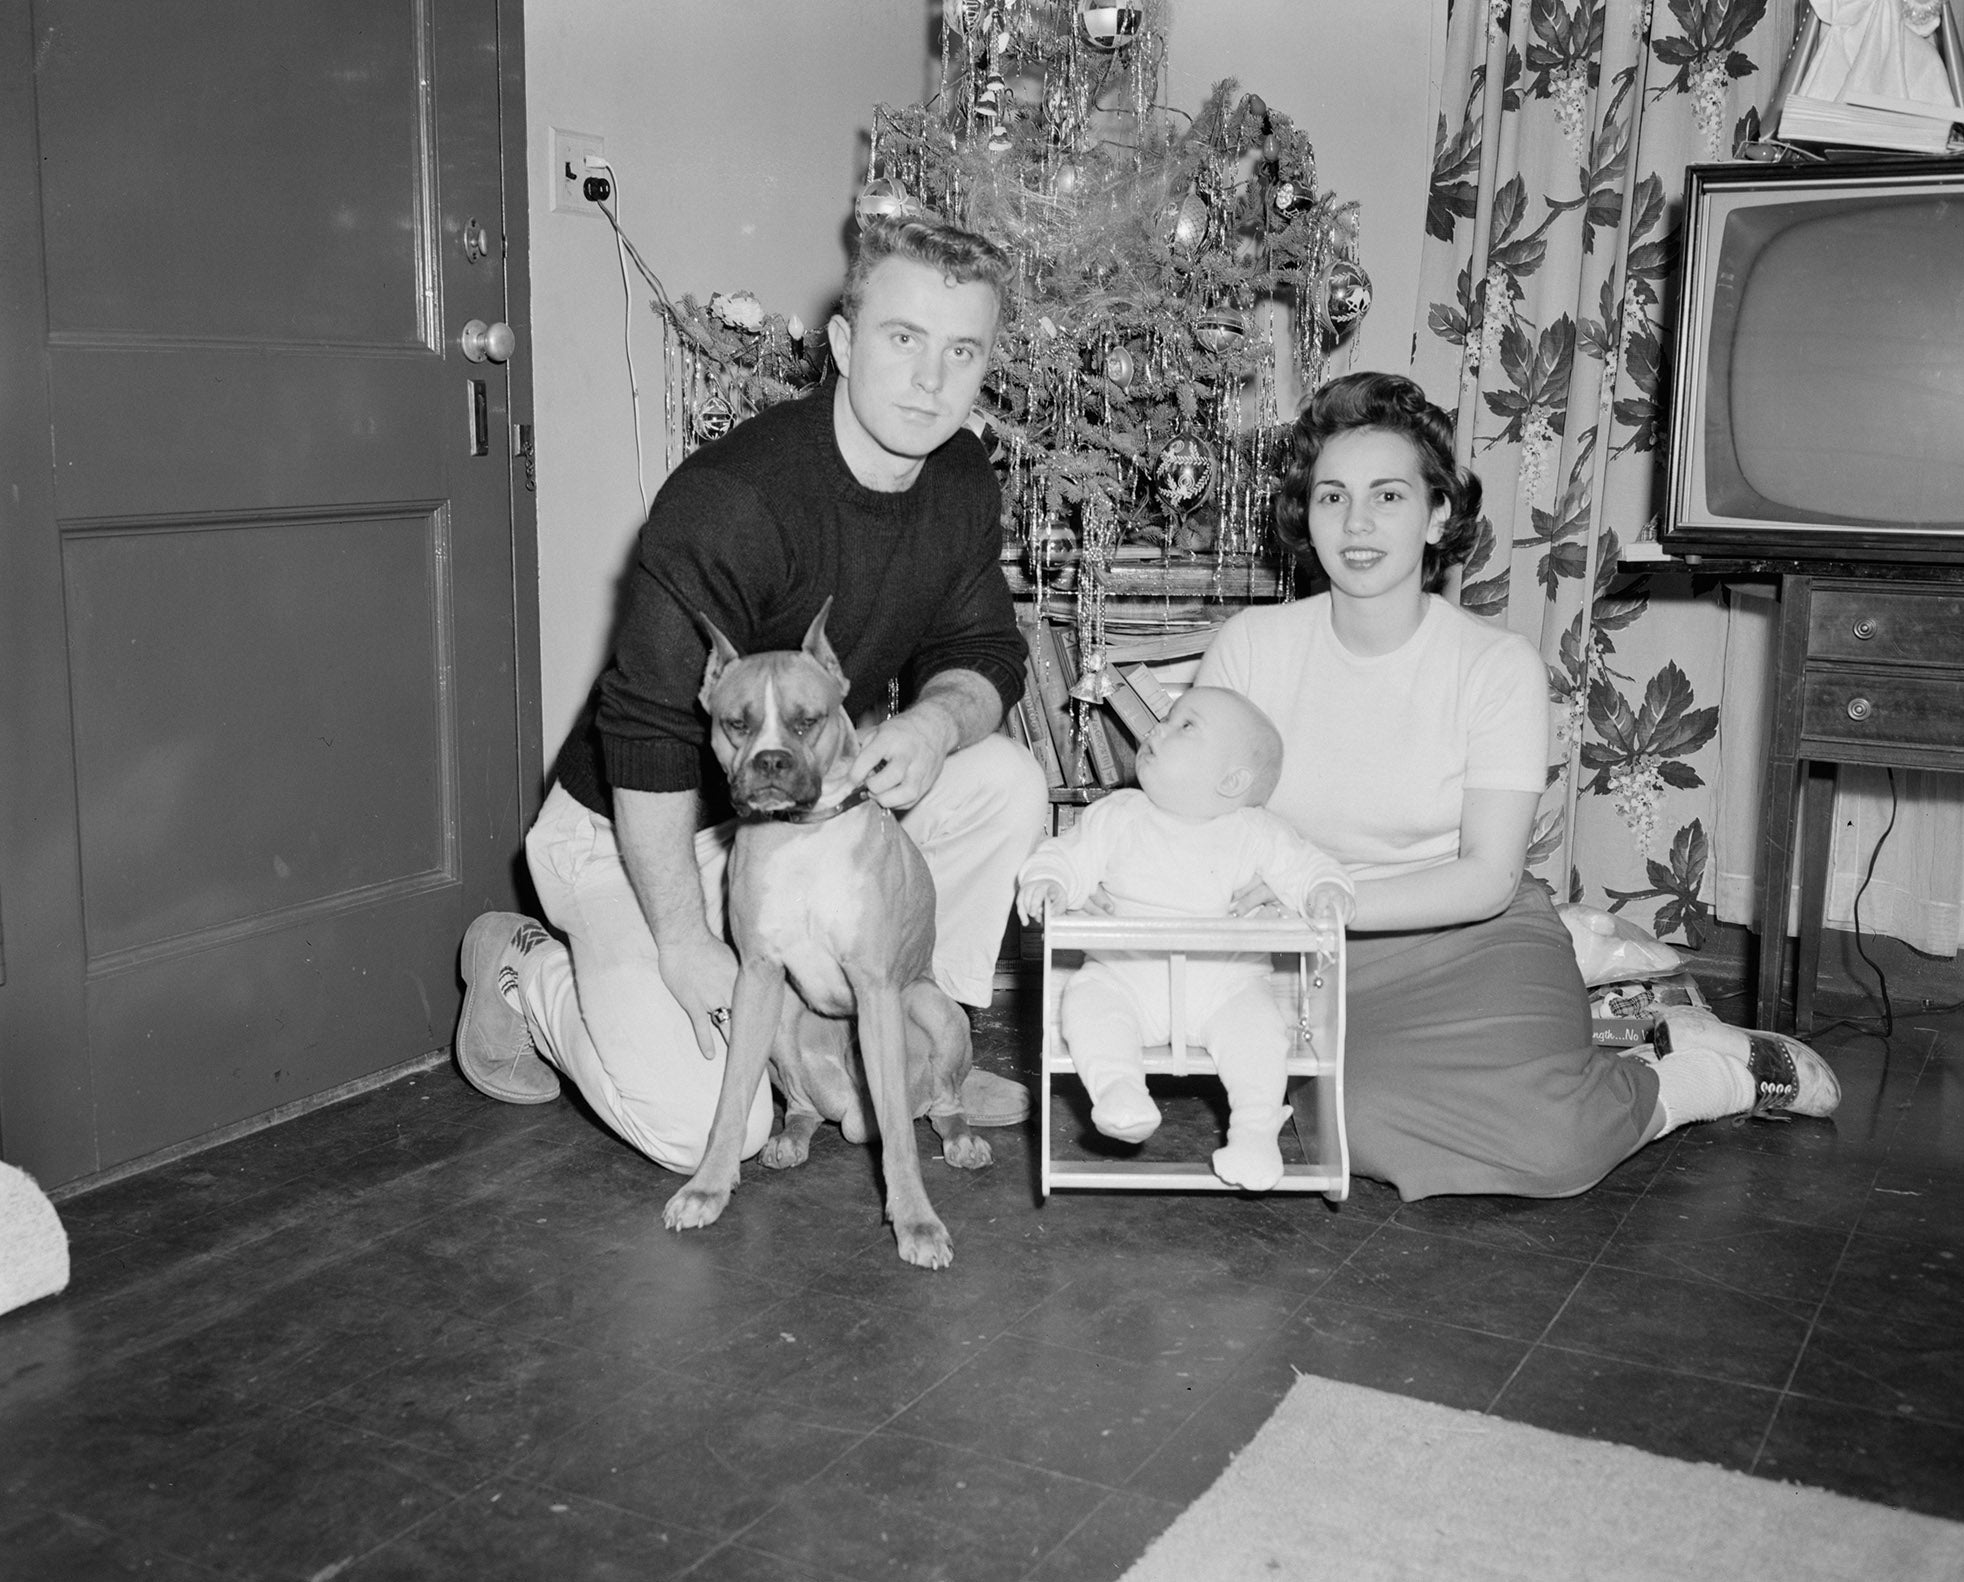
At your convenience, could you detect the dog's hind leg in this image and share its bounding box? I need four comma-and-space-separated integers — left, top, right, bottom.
906, 982, 991, 1170
758, 1014, 836, 1163
766, 1009, 866, 1169
760, 1108, 823, 1169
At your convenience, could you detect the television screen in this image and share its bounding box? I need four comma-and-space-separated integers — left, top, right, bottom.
1667, 161, 1964, 561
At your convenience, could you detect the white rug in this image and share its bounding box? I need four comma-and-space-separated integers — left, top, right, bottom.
0, 1160, 68, 1317
1122, 1373, 1964, 1582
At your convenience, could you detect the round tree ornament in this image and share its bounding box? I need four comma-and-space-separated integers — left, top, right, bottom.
693, 394, 736, 445
1165, 191, 1210, 255
1193, 308, 1249, 354
1154, 432, 1217, 517
1326, 258, 1373, 335
854, 177, 916, 227
1076, 1, 1143, 49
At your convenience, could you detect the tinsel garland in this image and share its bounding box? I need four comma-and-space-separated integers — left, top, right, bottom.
650, 0, 1368, 786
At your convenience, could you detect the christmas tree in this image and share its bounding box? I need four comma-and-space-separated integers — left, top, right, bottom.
651, 0, 1366, 781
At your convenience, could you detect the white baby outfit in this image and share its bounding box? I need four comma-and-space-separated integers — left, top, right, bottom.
1021, 790, 1352, 1184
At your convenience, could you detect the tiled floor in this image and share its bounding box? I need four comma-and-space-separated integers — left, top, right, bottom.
3, 956, 1961, 1580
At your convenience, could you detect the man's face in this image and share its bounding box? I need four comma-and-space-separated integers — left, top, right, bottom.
828, 254, 999, 491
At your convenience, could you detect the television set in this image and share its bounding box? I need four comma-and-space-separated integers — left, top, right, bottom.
1662, 158, 1964, 565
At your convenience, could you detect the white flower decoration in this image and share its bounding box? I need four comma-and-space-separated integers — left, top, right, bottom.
709, 290, 766, 332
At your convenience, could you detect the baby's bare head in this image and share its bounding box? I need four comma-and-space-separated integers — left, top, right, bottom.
1136, 686, 1284, 818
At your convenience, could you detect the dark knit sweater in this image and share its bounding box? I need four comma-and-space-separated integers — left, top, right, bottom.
551, 380, 1026, 822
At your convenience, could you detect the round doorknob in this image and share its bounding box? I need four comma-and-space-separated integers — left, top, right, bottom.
460, 319, 516, 364
1852, 618, 1877, 640
1846, 696, 1873, 722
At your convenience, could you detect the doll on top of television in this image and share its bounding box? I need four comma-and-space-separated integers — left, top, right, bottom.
1797, 0, 1960, 113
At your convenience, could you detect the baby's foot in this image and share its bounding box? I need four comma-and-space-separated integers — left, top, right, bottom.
1089, 1083, 1160, 1144
1212, 1135, 1284, 1191
1212, 1104, 1290, 1191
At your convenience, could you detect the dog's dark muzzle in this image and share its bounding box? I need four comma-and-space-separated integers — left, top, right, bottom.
730, 748, 825, 815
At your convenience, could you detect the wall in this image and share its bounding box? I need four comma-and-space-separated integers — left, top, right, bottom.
523, 1, 1444, 758
523, 0, 934, 753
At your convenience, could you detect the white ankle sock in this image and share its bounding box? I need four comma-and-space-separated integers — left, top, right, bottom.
1213, 1104, 1289, 1191
1086, 1073, 1159, 1143
1653, 1045, 1754, 1130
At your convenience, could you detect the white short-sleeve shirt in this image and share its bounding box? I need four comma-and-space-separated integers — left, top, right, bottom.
1197, 594, 1550, 881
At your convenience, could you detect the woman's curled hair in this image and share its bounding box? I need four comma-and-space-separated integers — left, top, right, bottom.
1274, 371, 1482, 592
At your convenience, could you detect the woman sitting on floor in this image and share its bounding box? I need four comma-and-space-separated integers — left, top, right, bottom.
1196, 371, 1839, 1200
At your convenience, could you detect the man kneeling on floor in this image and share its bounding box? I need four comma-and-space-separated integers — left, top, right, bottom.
456, 212, 1047, 1171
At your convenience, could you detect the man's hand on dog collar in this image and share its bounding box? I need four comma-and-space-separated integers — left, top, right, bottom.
851, 712, 954, 810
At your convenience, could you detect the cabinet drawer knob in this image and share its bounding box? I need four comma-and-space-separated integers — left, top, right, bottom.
1846, 696, 1874, 722
1852, 618, 1878, 640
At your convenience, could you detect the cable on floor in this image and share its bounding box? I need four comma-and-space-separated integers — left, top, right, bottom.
1808, 768, 1900, 1040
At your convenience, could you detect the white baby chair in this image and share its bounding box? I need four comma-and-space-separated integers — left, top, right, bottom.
1038, 906, 1348, 1199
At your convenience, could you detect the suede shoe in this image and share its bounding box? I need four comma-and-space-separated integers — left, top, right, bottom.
960, 1068, 1030, 1127
456, 912, 560, 1104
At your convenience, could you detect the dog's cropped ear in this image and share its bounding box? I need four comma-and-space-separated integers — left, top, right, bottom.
800, 597, 849, 695
697, 613, 744, 710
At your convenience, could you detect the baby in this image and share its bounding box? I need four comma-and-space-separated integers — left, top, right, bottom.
1017, 686, 1354, 1191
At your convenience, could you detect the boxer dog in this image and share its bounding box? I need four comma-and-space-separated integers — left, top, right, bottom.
661, 600, 991, 1268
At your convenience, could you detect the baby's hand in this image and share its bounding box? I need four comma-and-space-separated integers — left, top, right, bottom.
1017, 878, 1067, 925
1306, 881, 1354, 929
1228, 878, 1284, 918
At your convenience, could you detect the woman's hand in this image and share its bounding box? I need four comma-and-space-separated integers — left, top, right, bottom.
1306, 879, 1355, 928
1346, 787, 1536, 931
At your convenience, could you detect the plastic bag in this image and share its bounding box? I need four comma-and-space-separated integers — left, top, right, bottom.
1558, 903, 1683, 988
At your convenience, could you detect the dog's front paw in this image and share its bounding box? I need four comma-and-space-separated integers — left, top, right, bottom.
663, 1179, 732, 1232
940, 1131, 992, 1170
893, 1214, 954, 1270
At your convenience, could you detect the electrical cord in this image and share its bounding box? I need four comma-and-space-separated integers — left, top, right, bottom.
1808, 767, 1901, 1040
585, 157, 652, 519
592, 177, 681, 320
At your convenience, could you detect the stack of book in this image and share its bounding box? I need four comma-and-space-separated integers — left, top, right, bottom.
1004, 621, 1217, 829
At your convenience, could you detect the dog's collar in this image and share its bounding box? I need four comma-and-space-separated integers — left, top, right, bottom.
748, 781, 873, 825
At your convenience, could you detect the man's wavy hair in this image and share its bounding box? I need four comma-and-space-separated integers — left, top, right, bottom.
1274, 371, 1482, 592
839, 213, 1016, 329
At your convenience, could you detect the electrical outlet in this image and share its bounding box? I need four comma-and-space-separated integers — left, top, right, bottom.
549, 129, 606, 216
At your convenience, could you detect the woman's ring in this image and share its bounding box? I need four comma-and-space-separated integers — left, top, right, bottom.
709, 1006, 732, 1031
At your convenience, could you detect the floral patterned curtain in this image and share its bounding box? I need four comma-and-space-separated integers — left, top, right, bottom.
1412, 0, 1798, 947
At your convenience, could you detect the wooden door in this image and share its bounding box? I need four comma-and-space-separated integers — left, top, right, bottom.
0, 0, 540, 1187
